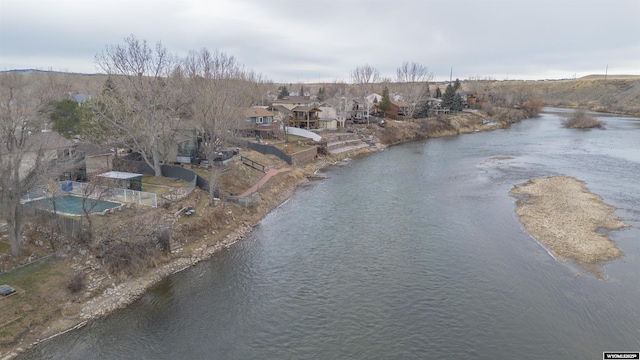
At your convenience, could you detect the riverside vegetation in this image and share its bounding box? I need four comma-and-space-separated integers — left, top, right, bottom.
1, 74, 639, 358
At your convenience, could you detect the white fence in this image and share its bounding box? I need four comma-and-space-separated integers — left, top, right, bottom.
62, 181, 158, 208
22, 181, 158, 208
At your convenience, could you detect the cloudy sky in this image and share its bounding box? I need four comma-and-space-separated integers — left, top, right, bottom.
1, 0, 638, 83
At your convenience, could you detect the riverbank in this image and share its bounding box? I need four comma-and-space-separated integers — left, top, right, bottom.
510, 176, 629, 278
0, 108, 532, 359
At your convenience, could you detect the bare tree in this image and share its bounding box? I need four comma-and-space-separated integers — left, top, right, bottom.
0, 73, 78, 256
91, 35, 188, 176
465, 75, 495, 104
323, 79, 349, 99
395, 62, 433, 118
184, 48, 256, 205
350, 64, 379, 99
77, 175, 116, 241
507, 82, 535, 109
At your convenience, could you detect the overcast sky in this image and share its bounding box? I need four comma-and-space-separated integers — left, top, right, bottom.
1, 0, 638, 83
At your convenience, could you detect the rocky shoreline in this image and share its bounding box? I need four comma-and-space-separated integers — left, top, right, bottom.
510, 176, 629, 277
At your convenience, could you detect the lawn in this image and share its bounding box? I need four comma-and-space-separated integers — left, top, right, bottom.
142, 175, 191, 196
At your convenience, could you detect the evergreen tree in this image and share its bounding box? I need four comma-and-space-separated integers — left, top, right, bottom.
277, 85, 289, 99
299, 85, 305, 96
317, 87, 326, 101
378, 86, 392, 113
435, 87, 442, 99
48, 99, 86, 138
103, 76, 117, 95
441, 84, 456, 109
452, 93, 464, 112
453, 78, 461, 92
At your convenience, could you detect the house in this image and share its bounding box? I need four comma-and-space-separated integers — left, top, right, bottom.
239, 107, 282, 140
269, 96, 322, 129
270, 96, 315, 110
20, 131, 86, 181
373, 100, 409, 118
350, 99, 369, 123
289, 105, 322, 129
319, 98, 347, 128
172, 118, 204, 164
244, 107, 275, 125
457, 91, 477, 107
75, 143, 115, 176
317, 102, 337, 119
318, 118, 338, 129
365, 93, 383, 104
269, 104, 292, 123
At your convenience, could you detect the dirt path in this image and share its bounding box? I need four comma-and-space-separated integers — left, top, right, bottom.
510, 176, 629, 277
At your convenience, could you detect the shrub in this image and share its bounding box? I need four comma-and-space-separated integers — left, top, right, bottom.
97, 237, 161, 277
67, 270, 87, 293
562, 109, 606, 129
482, 103, 496, 117
522, 97, 545, 117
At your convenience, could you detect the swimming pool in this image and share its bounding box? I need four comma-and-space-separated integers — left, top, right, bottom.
24, 195, 122, 215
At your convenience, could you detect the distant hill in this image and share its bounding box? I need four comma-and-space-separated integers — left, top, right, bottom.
477, 76, 640, 116
580, 74, 640, 80
0, 69, 103, 76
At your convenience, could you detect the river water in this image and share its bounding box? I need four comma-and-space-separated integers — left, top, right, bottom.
22, 109, 640, 359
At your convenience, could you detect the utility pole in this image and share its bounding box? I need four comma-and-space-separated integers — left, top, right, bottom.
605, 64, 608, 81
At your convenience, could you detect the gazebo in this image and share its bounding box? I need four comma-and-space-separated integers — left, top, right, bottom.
97, 171, 143, 191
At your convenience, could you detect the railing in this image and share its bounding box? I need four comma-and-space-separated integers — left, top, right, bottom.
241, 156, 265, 173
57, 181, 158, 208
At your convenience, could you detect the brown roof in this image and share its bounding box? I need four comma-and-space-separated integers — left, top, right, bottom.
269, 105, 291, 114
391, 100, 409, 107
291, 106, 321, 112
271, 96, 313, 105
245, 107, 275, 118
24, 131, 75, 151
75, 142, 115, 157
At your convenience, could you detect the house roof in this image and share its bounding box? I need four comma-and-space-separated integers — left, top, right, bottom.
269, 105, 292, 114
75, 142, 115, 157
24, 131, 75, 151
271, 96, 313, 105
245, 107, 274, 118
291, 106, 321, 112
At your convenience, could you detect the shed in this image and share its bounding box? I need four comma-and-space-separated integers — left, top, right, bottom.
97, 171, 143, 191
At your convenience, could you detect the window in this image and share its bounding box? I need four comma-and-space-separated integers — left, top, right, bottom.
256, 117, 263, 124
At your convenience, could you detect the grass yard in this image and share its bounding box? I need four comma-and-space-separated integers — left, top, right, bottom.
142, 175, 191, 196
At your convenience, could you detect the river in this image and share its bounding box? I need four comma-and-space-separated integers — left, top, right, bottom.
21, 109, 640, 359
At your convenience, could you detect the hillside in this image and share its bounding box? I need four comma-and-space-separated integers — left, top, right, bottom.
470, 76, 640, 116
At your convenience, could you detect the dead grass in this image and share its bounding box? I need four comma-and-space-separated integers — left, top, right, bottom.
0, 256, 70, 348
481, 78, 640, 116
510, 176, 629, 277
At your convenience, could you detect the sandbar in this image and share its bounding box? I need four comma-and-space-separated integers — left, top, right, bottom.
510, 176, 629, 277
